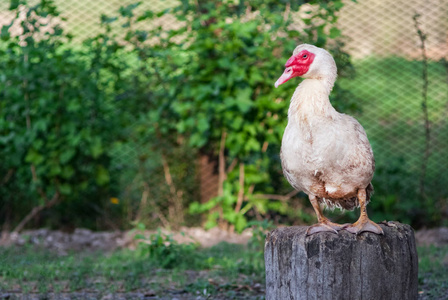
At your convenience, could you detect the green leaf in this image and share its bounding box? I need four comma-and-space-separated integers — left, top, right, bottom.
204, 212, 219, 230
32, 139, 44, 150
61, 165, 74, 179
9, 0, 20, 10
33, 119, 48, 132
235, 88, 253, 113
137, 10, 154, 21
244, 137, 260, 153
1, 25, 11, 41
101, 15, 118, 24
234, 214, 247, 233
59, 183, 72, 195
49, 163, 62, 175
134, 233, 146, 240
60, 149, 76, 164
90, 138, 103, 159
96, 165, 110, 185
189, 202, 201, 214
196, 114, 209, 133
25, 149, 44, 165
329, 27, 341, 38
333, 0, 345, 11
223, 210, 237, 223
189, 132, 207, 148
119, 2, 141, 18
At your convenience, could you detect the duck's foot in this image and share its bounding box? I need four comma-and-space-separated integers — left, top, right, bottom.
306, 219, 347, 235
345, 217, 384, 235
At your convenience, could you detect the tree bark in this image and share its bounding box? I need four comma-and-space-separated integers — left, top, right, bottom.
265, 223, 418, 300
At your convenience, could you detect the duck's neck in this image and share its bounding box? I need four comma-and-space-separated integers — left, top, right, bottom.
288, 77, 337, 121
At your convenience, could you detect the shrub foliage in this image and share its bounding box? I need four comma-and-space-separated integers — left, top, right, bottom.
2, 0, 439, 231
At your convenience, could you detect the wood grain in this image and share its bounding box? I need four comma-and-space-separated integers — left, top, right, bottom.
265, 223, 418, 300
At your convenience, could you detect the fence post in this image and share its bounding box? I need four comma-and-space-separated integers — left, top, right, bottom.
264, 223, 418, 300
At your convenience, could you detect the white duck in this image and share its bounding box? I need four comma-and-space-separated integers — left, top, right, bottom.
275, 44, 383, 235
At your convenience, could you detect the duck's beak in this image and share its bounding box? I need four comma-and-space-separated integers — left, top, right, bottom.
275, 67, 294, 88
275, 52, 314, 88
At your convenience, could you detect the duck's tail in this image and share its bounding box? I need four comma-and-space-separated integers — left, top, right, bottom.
320, 183, 373, 211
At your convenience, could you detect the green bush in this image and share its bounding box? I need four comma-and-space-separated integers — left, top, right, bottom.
2, 0, 443, 231
105, 0, 358, 232
0, 0, 359, 231
0, 0, 123, 229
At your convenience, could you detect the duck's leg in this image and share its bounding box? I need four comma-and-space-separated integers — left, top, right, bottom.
306, 195, 346, 235
344, 189, 384, 235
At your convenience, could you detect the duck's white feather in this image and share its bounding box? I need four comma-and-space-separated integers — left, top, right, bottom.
280, 45, 374, 210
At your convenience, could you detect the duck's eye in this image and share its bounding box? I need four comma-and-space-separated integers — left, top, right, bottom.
303, 54, 308, 58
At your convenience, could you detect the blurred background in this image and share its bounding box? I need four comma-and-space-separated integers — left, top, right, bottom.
1, 0, 448, 234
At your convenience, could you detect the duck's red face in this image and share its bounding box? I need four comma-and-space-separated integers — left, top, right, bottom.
275, 50, 315, 88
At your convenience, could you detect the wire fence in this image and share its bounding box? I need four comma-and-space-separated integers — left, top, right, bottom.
1, 0, 447, 227
0, 0, 176, 38
338, 0, 448, 223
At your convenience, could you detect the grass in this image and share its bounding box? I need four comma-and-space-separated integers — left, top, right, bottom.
0, 237, 446, 299
417, 245, 448, 299
0, 240, 265, 299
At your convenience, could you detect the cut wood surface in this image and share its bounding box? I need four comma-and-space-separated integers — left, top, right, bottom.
265, 223, 418, 300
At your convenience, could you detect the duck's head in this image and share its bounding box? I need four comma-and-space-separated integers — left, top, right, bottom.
275, 44, 337, 88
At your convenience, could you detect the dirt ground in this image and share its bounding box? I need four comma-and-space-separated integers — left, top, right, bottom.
0, 225, 446, 255
0, 226, 253, 255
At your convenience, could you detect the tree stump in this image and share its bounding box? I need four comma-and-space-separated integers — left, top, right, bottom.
265, 223, 418, 300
